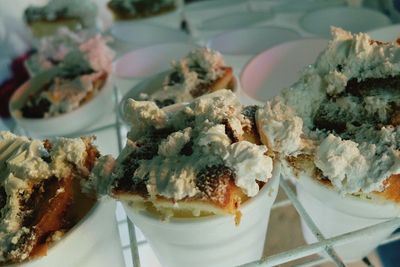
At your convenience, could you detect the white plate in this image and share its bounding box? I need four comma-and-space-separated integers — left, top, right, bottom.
300, 7, 391, 37
184, 0, 245, 11
110, 22, 190, 46
184, 0, 248, 28
368, 24, 400, 42
272, 0, 345, 12
208, 26, 300, 56
113, 43, 197, 79
240, 38, 328, 103
199, 11, 274, 31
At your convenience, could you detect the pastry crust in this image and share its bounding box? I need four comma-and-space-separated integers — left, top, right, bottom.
20, 72, 108, 119
107, 1, 176, 21
189, 67, 235, 98
285, 154, 400, 204
27, 18, 82, 38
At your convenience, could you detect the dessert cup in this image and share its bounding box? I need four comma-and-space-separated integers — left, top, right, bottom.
122, 162, 280, 267
184, 0, 248, 32
108, 0, 183, 29
117, 70, 238, 125
8, 199, 124, 267
294, 171, 400, 262
9, 73, 113, 137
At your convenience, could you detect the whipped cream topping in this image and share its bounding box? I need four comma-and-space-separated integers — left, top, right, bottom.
30, 29, 114, 76
23, 33, 114, 118
85, 155, 116, 195
31, 28, 86, 72
115, 90, 273, 200
272, 27, 400, 195
24, 0, 98, 28
224, 141, 273, 197
141, 48, 229, 105
257, 100, 303, 156
79, 34, 115, 74
124, 99, 168, 140
0, 132, 89, 262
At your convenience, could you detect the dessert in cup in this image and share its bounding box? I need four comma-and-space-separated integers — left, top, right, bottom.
109, 90, 280, 267
137, 47, 236, 108
0, 131, 124, 267
257, 27, 400, 261
107, 0, 178, 21
9, 34, 115, 136
24, 0, 98, 38
25, 28, 94, 76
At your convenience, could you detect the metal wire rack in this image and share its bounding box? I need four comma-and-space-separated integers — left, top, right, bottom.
110, 87, 400, 267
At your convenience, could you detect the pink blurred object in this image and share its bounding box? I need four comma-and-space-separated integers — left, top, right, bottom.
0, 52, 31, 118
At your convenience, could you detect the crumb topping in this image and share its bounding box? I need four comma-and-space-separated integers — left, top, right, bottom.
277, 27, 400, 194
112, 90, 274, 202
0, 132, 96, 264
24, 0, 97, 28
139, 48, 230, 106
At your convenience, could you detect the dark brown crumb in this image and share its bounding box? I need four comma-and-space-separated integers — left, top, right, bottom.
180, 140, 193, 156
345, 76, 400, 96
190, 82, 209, 98
196, 165, 235, 204
21, 97, 51, 118
222, 119, 239, 143
0, 186, 6, 211
20, 176, 60, 228
155, 99, 176, 108
313, 111, 347, 133
113, 128, 174, 195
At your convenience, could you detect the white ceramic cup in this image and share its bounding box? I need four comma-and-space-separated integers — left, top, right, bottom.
240, 38, 328, 105
8, 199, 124, 267
196, 11, 274, 43
113, 43, 197, 80
295, 172, 400, 262
184, 0, 248, 30
300, 6, 391, 38
110, 22, 190, 51
207, 26, 300, 71
122, 163, 281, 267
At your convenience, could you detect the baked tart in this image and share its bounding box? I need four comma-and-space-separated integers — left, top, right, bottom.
110, 90, 274, 223
258, 27, 400, 202
14, 34, 114, 119
0, 132, 102, 265
107, 0, 177, 21
139, 48, 236, 107
24, 0, 97, 38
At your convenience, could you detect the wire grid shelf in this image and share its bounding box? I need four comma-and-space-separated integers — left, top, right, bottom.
110, 87, 400, 267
